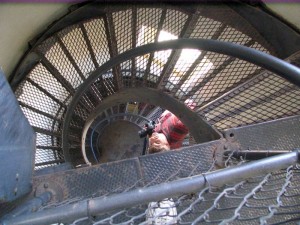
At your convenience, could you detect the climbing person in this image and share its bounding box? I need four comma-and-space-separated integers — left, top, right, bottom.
148, 99, 196, 154
145, 99, 195, 225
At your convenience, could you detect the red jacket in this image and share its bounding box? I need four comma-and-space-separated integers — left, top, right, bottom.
154, 110, 188, 149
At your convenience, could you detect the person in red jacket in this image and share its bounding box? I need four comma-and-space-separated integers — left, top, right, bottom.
148, 99, 195, 154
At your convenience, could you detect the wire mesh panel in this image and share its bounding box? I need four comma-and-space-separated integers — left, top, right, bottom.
201, 70, 300, 131
136, 8, 163, 46
3, 3, 300, 225
61, 40, 299, 166
224, 115, 300, 151
37, 38, 83, 89
11, 4, 280, 169
2, 145, 300, 224
83, 18, 111, 68
58, 24, 96, 77
113, 9, 133, 54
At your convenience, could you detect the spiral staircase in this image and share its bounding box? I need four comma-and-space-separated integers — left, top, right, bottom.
1, 2, 300, 224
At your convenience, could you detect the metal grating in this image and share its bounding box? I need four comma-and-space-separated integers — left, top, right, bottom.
2, 114, 300, 223
2, 146, 300, 224
224, 115, 300, 151
28, 63, 70, 103
136, 8, 163, 46
11, 5, 284, 170
218, 25, 252, 45
162, 9, 188, 36
140, 142, 215, 185
83, 18, 111, 67
2, 4, 300, 225
113, 9, 133, 54
58, 24, 96, 78
16, 80, 61, 118
33, 140, 216, 202
62, 42, 299, 166
120, 61, 133, 88
173, 51, 261, 104
71, 165, 299, 225
201, 71, 300, 131
37, 38, 82, 89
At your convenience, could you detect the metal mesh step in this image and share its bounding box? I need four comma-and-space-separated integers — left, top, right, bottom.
4, 3, 300, 224
1, 136, 299, 224
10, 4, 281, 169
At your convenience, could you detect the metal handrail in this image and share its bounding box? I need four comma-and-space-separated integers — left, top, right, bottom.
3, 150, 299, 225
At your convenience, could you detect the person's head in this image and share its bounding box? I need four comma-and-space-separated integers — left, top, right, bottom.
148, 132, 170, 154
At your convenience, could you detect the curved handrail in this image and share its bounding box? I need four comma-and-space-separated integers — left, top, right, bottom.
63, 39, 300, 162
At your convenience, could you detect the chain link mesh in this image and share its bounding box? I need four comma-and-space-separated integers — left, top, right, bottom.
9, 149, 297, 225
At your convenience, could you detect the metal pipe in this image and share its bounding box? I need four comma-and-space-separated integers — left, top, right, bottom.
1, 200, 89, 225
3, 150, 298, 225
2, 192, 52, 221
224, 150, 292, 160
206, 150, 298, 187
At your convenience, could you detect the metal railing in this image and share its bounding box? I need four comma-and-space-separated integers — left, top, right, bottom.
2, 150, 299, 225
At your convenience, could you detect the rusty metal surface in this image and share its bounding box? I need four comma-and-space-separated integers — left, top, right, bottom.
32, 140, 219, 202
96, 120, 144, 163
140, 141, 217, 185
224, 115, 300, 151
33, 158, 143, 202
2, 144, 300, 224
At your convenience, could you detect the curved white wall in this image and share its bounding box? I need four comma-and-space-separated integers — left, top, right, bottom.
0, 3, 68, 78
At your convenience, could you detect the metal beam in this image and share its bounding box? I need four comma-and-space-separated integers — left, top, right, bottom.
19, 101, 63, 123
2, 192, 52, 221
206, 83, 296, 125
37, 52, 75, 94
32, 126, 61, 138
36, 146, 62, 151
55, 34, 86, 81
143, 9, 167, 86
130, 6, 137, 87
156, 12, 200, 89
229, 3, 300, 58
185, 39, 255, 100
200, 68, 263, 107
79, 23, 99, 68
199, 69, 269, 112
26, 78, 67, 108
35, 159, 65, 167
172, 23, 227, 93
224, 150, 292, 160
104, 13, 122, 90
